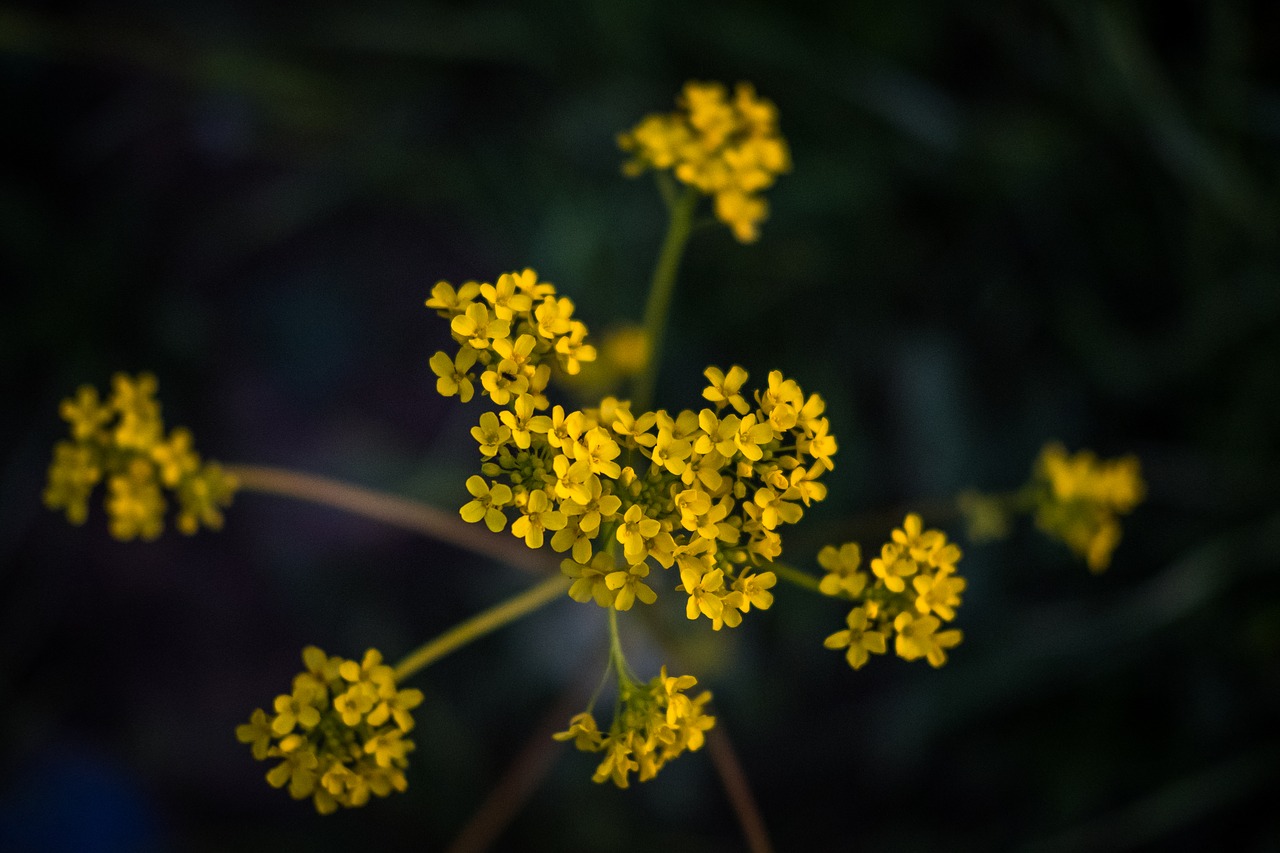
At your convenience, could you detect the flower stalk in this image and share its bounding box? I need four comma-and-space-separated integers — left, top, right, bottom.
392, 574, 571, 683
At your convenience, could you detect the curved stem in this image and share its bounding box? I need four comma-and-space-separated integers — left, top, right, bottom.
708, 726, 775, 853
632, 185, 699, 413
226, 463, 557, 575
393, 575, 570, 683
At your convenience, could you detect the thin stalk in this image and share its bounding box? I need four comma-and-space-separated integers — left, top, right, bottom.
226, 463, 557, 575
770, 562, 824, 594
606, 606, 638, 685
708, 726, 775, 853
632, 185, 699, 413
393, 575, 570, 683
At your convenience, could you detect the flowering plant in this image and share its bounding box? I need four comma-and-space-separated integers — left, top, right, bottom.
43, 81, 1142, 829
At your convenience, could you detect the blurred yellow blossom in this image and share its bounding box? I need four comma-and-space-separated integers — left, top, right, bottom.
619, 81, 790, 243
44, 372, 237, 540
1033, 443, 1145, 572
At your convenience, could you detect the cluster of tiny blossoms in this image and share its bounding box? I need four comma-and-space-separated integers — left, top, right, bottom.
236, 647, 423, 813
818, 514, 965, 670
553, 667, 714, 788
427, 269, 836, 632
619, 81, 790, 243
44, 373, 237, 541
1032, 443, 1145, 572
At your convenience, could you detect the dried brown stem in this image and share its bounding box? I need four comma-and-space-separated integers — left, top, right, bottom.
226, 463, 558, 574
708, 725, 774, 853
445, 671, 597, 853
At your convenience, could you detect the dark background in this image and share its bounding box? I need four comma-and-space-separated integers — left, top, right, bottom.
3, 1, 1279, 850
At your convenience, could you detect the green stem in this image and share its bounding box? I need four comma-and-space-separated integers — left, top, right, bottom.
393, 575, 570, 682
771, 562, 824, 595
606, 606, 638, 685
633, 185, 699, 413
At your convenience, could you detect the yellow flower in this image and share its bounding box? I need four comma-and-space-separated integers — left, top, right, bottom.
702, 365, 751, 415
678, 564, 727, 622
893, 612, 963, 668
649, 428, 692, 476
912, 571, 966, 622
173, 462, 237, 535
551, 518, 596, 564
425, 279, 480, 315
616, 504, 661, 564
552, 712, 603, 751
562, 552, 617, 607
480, 360, 529, 406
151, 428, 198, 487
869, 542, 917, 594
272, 685, 323, 735
593, 735, 639, 789
429, 348, 477, 403
44, 442, 101, 526
459, 475, 513, 532
450, 302, 509, 351
235, 709, 274, 760
824, 607, 887, 670
752, 486, 803, 530
480, 273, 534, 320
110, 372, 163, 451
555, 324, 597, 375
363, 730, 412, 768
732, 413, 773, 462
610, 406, 658, 448
734, 570, 776, 611
581, 427, 622, 479
559, 475, 620, 535
817, 542, 867, 598
470, 411, 511, 457
60, 384, 113, 441
105, 458, 166, 542
533, 296, 576, 340
510, 489, 566, 549
605, 562, 658, 611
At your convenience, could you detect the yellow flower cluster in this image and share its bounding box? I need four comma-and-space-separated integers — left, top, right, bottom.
818, 514, 965, 669
1033, 443, 1145, 572
44, 373, 238, 541
236, 647, 423, 814
554, 666, 714, 788
428, 279, 836, 629
426, 268, 597, 406
619, 81, 791, 243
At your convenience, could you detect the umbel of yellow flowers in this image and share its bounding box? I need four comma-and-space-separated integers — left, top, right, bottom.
1033, 443, 1144, 572
818, 514, 966, 670
236, 647, 424, 813
553, 666, 714, 789
44, 372, 237, 540
428, 269, 835, 633
619, 80, 791, 243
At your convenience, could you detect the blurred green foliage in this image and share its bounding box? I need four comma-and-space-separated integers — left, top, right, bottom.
2, 1, 1278, 850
